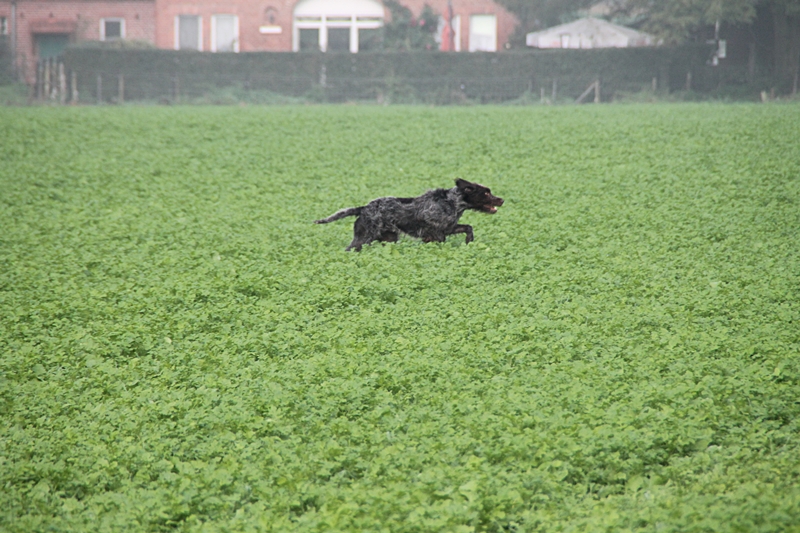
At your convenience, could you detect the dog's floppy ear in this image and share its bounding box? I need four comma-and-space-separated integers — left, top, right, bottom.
456, 179, 474, 192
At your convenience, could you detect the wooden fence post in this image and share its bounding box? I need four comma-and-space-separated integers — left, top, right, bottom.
37, 61, 44, 100
118, 73, 125, 104
685, 71, 692, 92
97, 74, 103, 104
59, 62, 67, 105
576, 80, 600, 104
551, 78, 557, 103
71, 71, 78, 104
44, 59, 51, 99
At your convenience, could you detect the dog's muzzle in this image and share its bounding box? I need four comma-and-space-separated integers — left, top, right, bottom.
483, 197, 503, 213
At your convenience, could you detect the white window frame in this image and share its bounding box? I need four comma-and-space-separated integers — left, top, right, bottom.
468, 14, 496, 52
211, 14, 240, 52
293, 15, 382, 52
1, 17, 8, 36
292, 0, 384, 53
100, 18, 125, 41
174, 15, 203, 51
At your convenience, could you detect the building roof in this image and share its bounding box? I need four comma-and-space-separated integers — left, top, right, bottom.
526, 17, 654, 49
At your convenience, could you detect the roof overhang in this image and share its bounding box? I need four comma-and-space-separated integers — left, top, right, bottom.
30, 19, 78, 34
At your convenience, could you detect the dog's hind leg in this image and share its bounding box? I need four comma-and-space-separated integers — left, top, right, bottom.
451, 224, 474, 244
345, 217, 374, 252
346, 234, 368, 251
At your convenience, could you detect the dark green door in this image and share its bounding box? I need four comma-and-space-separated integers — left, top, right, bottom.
35, 34, 70, 60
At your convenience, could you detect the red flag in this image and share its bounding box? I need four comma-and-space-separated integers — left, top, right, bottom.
440, 1, 455, 51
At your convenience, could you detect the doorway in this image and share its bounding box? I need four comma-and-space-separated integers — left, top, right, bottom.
35, 33, 70, 60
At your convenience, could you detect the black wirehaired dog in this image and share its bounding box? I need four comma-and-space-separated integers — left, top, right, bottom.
314, 179, 504, 251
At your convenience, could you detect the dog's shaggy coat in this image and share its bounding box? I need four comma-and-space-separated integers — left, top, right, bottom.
315, 179, 504, 251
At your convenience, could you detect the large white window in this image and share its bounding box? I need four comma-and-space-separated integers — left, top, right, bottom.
212, 15, 239, 52
293, 0, 384, 53
175, 15, 202, 51
1, 17, 8, 36
100, 18, 125, 41
469, 14, 496, 52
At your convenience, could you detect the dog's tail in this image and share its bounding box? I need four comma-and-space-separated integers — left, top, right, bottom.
314, 207, 363, 224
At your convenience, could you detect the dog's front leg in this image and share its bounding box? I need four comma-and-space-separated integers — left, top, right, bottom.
452, 224, 474, 244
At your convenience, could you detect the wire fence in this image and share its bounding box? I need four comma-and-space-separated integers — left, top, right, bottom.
33, 58, 636, 105
33, 53, 763, 105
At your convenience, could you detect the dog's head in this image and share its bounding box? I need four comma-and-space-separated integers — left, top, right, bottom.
456, 179, 504, 214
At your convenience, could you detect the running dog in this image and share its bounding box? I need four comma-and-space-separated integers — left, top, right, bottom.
314, 179, 504, 251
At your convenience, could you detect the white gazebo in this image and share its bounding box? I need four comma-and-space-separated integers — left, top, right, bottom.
526, 17, 654, 49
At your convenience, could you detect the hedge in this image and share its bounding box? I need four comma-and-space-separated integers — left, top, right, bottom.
62, 45, 720, 104
0, 36, 14, 85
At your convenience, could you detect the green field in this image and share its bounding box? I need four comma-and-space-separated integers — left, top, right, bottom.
1, 104, 799, 532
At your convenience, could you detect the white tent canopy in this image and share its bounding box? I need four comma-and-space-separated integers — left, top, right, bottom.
526, 17, 654, 49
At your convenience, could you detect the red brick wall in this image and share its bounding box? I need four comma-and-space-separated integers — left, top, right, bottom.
2, 1, 155, 83
154, 0, 517, 52
154, 0, 297, 52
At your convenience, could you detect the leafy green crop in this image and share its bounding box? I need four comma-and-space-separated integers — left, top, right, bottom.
1, 104, 799, 532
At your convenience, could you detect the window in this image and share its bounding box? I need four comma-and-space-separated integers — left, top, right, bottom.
35, 34, 70, 59
293, 0, 384, 53
176, 15, 202, 50
469, 14, 496, 52
212, 14, 239, 52
327, 27, 350, 51
100, 18, 124, 41
299, 28, 320, 51
1, 17, 8, 36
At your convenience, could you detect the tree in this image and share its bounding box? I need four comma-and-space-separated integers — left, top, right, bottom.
618, 0, 799, 87
765, 0, 800, 89
382, 1, 440, 51
610, 0, 757, 43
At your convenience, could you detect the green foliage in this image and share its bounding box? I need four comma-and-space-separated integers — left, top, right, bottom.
177, 86, 310, 106
382, 1, 440, 51
0, 35, 14, 86
0, 83, 28, 105
68, 39, 157, 50
617, 0, 758, 44
1, 104, 799, 532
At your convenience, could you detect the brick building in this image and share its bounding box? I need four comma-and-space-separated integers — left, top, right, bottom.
0, 0, 155, 83
154, 0, 516, 53
2, 0, 517, 83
